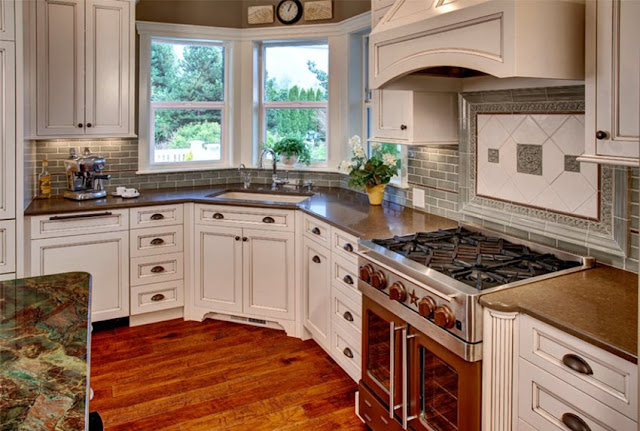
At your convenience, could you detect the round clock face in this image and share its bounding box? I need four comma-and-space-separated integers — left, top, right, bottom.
277, 0, 302, 25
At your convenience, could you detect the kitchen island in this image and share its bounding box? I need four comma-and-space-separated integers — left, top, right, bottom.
0, 272, 92, 430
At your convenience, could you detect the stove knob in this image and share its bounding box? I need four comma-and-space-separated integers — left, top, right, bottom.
370, 271, 387, 290
418, 297, 437, 318
389, 282, 407, 303
359, 265, 374, 282
434, 305, 456, 329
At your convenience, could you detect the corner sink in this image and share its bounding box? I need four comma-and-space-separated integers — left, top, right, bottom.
208, 191, 312, 204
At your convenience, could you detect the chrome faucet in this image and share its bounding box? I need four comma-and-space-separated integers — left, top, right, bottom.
238, 163, 250, 189
258, 148, 288, 190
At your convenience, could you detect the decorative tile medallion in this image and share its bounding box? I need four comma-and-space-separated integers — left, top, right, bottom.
516, 144, 543, 175
564, 155, 580, 173
488, 148, 499, 163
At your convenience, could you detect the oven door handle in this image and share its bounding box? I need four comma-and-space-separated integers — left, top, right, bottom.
389, 321, 396, 419
402, 328, 418, 429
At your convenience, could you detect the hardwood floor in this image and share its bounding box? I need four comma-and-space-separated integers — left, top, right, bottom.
89, 318, 367, 430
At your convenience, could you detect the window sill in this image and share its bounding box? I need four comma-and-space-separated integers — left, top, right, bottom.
136, 165, 234, 175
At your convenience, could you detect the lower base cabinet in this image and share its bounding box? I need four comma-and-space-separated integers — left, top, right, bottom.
30, 230, 129, 322
302, 237, 332, 350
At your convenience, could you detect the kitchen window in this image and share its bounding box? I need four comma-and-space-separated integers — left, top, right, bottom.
260, 42, 329, 165
138, 27, 231, 173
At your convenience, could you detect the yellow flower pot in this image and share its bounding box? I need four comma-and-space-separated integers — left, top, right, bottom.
366, 184, 386, 206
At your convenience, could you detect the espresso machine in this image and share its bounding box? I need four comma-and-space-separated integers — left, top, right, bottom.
63, 148, 112, 200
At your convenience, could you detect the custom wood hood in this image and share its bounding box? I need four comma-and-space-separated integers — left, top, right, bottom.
370, 0, 585, 88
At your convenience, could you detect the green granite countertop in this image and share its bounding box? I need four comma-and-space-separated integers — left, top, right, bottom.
0, 272, 92, 430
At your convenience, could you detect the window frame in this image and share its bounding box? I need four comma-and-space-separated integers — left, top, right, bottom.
258, 40, 330, 167
138, 29, 232, 174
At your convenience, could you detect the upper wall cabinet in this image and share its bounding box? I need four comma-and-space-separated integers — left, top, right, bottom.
32, 0, 135, 139
578, 0, 639, 167
369, 0, 585, 88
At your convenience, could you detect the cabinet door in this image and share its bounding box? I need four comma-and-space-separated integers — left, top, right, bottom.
30, 231, 129, 322
242, 229, 295, 320
0, 40, 14, 220
371, 90, 411, 142
0, 0, 15, 41
36, 0, 85, 136
84, 0, 130, 135
593, 0, 639, 159
303, 237, 331, 350
194, 225, 243, 314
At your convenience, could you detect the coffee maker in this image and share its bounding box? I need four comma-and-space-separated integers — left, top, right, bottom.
63, 148, 111, 200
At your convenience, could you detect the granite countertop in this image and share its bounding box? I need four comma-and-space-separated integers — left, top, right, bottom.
0, 272, 91, 430
25, 184, 459, 239
480, 265, 638, 363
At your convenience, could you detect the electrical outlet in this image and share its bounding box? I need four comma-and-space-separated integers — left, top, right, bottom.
413, 188, 425, 208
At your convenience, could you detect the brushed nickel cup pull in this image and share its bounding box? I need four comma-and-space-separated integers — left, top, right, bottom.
150, 238, 164, 246
561, 413, 591, 431
262, 216, 275, 224
151, 294, 165, 302
343, 348, 354, 359
212, 213, 224, 220
343, 311, 354, 322
150, 213, 164, 220
343, 243, 354, 252
312, 255, 321, 264
562, 354, 593, 375
150, 266, 165, 273
343, 275, 354, 285
311, 227, 321, 235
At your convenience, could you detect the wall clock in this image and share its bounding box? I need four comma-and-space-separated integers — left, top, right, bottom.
276, 0, 303, 25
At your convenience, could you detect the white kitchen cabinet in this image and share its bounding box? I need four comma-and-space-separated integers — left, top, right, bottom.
0, 0, 14, 41
302, 237, 332, 350
0, 219, 15, 274
0, 40, 14, 220
580, 0, 640, 166
370, 89, 458, 146
34, 0, 134, 138
30, 230, 129, 322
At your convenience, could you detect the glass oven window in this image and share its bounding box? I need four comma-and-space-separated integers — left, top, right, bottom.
367, 312, 391, 391
421, 347, 459, 430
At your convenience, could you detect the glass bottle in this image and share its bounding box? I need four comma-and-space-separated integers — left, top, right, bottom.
37, 158, 52, 199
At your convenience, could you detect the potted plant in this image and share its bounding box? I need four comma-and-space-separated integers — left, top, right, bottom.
338, 136, 399, 206
272, 137, 311, 167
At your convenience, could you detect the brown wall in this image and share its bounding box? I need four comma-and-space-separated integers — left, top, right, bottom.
136, 0, 370, 28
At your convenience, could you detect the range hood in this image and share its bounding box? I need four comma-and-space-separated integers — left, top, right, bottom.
370, 0, 585, 88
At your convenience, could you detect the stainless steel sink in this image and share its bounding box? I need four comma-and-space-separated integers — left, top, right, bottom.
207, 191, 312, 204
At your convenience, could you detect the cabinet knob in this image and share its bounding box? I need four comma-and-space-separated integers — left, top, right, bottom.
343, 311, 354, 322
86, 123, 92, 128
150, 266, 165, 273
150, 238, 165, 246
595, 130, 608, 140
212, 213, 224, 220
242, 237, 248, 242
77, 123, 83, 128
343, 347, 354, 359
343, 243, 353, 252
400, 124, 407, 131
151, 294, 165, 302
262, 216, 275, 224
312, 255, 321, 264
562, 354, 593, 375
235, 236, 241, 241
311, 227, 321, 235
150, 213, 165, 220
561, 413, 591, 431
342, 275, 354, 285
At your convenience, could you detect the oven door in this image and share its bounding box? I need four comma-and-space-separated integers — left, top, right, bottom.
362, 296, 404, 421
408, 326, 482, 431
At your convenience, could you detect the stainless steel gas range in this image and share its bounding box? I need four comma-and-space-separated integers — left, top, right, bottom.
356, 225, 594, 431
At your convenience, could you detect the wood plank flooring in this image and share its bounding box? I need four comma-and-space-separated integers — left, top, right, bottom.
89, 318, 367, 430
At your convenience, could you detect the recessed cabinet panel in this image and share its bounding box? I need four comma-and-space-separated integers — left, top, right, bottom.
0, 219, 15, 274
303, 237, 331, 350
0, 0, 15, 41
372, 90, 411, 141
36, 0, 85, 136
242, 229, 294, 320
194, 225, 243, 313
0, 41, 15, 220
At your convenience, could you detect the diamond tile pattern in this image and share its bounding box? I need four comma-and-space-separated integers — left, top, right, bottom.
477, 114, 597, 219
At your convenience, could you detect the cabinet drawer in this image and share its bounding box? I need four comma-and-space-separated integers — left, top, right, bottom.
130, 253, 184, 286
130, 225, 183, 257
130, 280, 184, 315
0, 219, 15, 274
331, 322, 361, 382
331, 254, 359, 297
302, 214, 331, 246
30, 209, 129, 239
130, 205, 183, 229
331, 282, 362, 334
518, 359, 637, 431
331, 228, 358, 263
519, 315, 637, 420
195, 204, 294, 232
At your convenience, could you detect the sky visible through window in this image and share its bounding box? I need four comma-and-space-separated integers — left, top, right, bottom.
265, 45, 328, 95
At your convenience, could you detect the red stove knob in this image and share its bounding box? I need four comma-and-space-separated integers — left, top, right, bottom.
359, 265, 374, 282
418, 297, 437, 318
370, 271, 387, 290
389, 282, 407, 302
434, 305, 456, 329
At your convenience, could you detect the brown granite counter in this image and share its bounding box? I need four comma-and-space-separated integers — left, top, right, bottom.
25, 185, 458, 239
0, 272, 92, 429
480, 265, 638, 363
